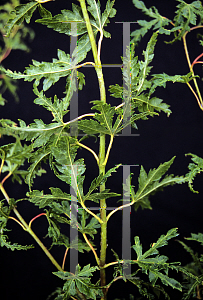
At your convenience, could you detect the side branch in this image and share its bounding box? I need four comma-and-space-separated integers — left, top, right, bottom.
0, 183, 64, 272
106, 200, 135, 222
76, 141, 99, 164
83, 233, 100, 266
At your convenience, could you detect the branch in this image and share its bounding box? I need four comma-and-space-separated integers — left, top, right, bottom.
62, 247, 69, 270
76, 141, 99, 164
29, 213, 47, 228
83, 233, 100, 266
106, 200, 135, 222
0, 183, 64, 272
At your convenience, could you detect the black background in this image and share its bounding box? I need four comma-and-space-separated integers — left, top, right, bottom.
1, 0, 203, 299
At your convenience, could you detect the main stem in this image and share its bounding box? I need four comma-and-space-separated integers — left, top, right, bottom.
79, 1, 107, 299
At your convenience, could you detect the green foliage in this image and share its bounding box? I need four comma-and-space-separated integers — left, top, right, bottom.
131, 0, 203, 44
109, 33, 172, 118
4, 1, 39, 37
185, 153, 203, 193
0, 199, 34, 250
0, 0, 35, 105
131, 228, 182, 291
178, 233, 203, 299
53, 264, 103, 300
129, 157, 186, 211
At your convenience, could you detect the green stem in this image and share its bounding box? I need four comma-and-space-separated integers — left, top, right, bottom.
78, 1, 107, 298
0, 183, 63, 272
76, 141, 99, 164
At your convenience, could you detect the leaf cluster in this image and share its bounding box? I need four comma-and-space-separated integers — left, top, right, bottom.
131, 0, 203, 44
131, 228, 182, 292
177, 233, 203, 299
0, 0, 35, 105
123, 157, 186, 212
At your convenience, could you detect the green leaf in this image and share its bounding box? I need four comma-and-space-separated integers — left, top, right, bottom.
5, 2, 39, 37
25, 148, 48, 190
36, 4, 86, 36
0, 49, 80, 91
38, 4, 52, 19
110, 34, 171, 118
0, 201, 34, 251
0, 117, 65, 149
142, 228, 179, 259
186, 232, 203, 245
53, 264, 103, 299
33, 86, 68, 123
0, 140, 32, 184
132, 229, 182, 291
78, 119, 110, 135
133, 157, 186, 211
51, 136, 85, 200
0, 233, 34, 251
101, 0, 116, 38
169, 0, 203, 43
87, 0, 102, 32
149, 72, 196, 97
135, 32, 158, 95
132, 94, 172, 117
27, 188, 71, 209
185, 153, 203, 193
91, 100, 116, 135
131, 0, 171, 44
79, 211, 100, 238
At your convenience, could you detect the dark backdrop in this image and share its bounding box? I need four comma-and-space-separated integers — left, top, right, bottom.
1, 0, 203, 299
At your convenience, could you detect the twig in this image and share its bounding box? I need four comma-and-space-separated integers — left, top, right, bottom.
83, 233, 100, 266
62, 247, 69, 270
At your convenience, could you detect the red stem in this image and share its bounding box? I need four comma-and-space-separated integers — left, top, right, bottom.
62, 247, 69, 270
29, 213, 46, 228
191, 52, 203, 68
1, 172, 12, 185
0, 48, 11, 63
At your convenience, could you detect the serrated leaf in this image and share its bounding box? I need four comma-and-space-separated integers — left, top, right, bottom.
79, 211, 100, 238
91, 100, 116, 135
87, 0, 102, 32
186, 233, 203, 245
136, 32, 158, 95
133, 157, 186, 211
33, 86, 68, 123
0, 49, 82, 92
36, 4, 86, 36
5, 2, 39, 37
149, 72, 196, 97
133, 94, 172, 116
53, 264, 102, 299
51, 136, 85, 201
27, 188, 72, 209
78, 119, 109, 135
185, 153, 203, 193
142, 228, 179, 259
0, 233, 34, 251
132, 229, 182, 291
0, 140, 32, 184
131, 0, 171, 44
25, 148, 48, 190
0, 117, 65, 149
169, 0, 203, 43
101, 0, 116, 28
149, 269, 182, 291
